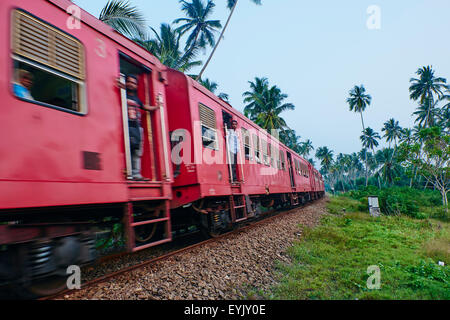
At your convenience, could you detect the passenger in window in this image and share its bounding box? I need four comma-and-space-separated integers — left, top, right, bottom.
13, 69, 34, 100
122, 75, 159, 181
227, 120, 240, 182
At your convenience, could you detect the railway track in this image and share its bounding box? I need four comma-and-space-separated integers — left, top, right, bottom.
40, 201, 315, 300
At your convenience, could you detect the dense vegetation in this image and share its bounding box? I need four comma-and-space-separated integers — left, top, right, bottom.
267, 195, 449, 300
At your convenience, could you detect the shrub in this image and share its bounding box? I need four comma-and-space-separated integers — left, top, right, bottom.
342, 186, 442, 219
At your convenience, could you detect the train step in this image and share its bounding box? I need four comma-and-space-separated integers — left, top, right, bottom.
125, 201, 172, 253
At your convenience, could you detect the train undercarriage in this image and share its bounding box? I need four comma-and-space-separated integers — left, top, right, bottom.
0, 191, 324, 298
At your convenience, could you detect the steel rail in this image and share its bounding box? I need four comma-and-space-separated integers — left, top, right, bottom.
40, 200, 317, 300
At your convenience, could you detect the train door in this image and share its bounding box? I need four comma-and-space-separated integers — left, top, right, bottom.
119, 55, 158, 181
222, 110, 242, 184
286, 152, 296, 188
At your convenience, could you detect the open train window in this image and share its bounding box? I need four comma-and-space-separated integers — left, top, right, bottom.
280, 150, 286, 171
253, 134, 261, 163
11, 10, 86, 114
261, 139, 269, 166
241, 128, 252, 161
199, 103, 218, 150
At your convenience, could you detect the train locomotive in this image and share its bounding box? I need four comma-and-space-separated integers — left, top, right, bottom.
0, 0, 324, 297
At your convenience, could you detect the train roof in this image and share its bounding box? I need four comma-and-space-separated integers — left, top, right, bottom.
175, 69, 318, 171
47, 0, 164, 69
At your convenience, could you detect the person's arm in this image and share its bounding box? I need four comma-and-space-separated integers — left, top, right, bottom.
143, 94, 164, 111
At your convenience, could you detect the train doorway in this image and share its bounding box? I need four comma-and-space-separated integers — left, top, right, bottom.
119, 55, 158, 181
222, 111, 240, 184
286, 152, 296, 188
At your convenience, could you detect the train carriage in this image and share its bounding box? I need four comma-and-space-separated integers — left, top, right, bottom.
0, 0, 324, 297
165, 68, 324, 236
0, 0, 173, 296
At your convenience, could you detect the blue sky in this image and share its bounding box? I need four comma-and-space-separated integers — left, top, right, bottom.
73, 0, 450, 158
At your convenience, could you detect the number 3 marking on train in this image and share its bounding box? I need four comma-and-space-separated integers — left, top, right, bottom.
66, 4, 81, 30
95, 39, 107, 58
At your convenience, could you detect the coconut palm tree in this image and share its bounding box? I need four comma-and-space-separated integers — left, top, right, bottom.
382, 118, 402, 148
347, 85, 372, 132
196, 0, 262, 80
137, 23, 202, 72
409, 66, 448, 127
174, 0, 222, 54
315, 146, 334, 172
243, 77, 269, 120
382, 118, 403, 162
360, 127, 381, 186
360, 127, 381, 152
299, 139, 314, 158
198, 78, 230, 101
409, 66, 448, 105
98, 0, 147, 39
243, 78, 294, 134
347, 84, 372, 186
253, 85, 295, 133
413, 99, 440, 128
199, 78, 218, 92
279, 129, 301, 153
375, 148, 401, 186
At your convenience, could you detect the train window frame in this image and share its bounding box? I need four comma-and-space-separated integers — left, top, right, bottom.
199, 103, 218, 151
11, 55, 87, 115
253, 134, 261, 164
262, 139, 269, 167
280, 150, 286, 171
11, 9, 87, 116
241, 128, 252, 161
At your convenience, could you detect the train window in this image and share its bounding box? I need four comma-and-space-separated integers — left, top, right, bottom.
11, 10, 86, 114
274, 147, 281, 170
268, 143, 273, 167
199, 103, 218, 150
253, 134, 261, 163
241, 128, 252, 161
262, 140, 269, 166
280, 150, 286, 171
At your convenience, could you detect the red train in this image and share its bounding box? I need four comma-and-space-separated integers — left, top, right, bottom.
0, 0, 324, 296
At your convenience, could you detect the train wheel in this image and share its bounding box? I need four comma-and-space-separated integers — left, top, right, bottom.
13, 275, 68, 299
134, 209, 161, 243
135, 223, 157, 243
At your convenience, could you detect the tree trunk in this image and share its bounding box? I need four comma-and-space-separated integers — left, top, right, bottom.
197, 0, 238, 81
360, 111, 368, 187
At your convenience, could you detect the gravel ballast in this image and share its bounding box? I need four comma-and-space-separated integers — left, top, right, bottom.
62, 197, 328, 300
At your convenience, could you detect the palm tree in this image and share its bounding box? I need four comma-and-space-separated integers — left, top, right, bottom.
243, 78, 294, 134
315, 146, 334, 172
99, 0, 147, 39
137, 23, 202, 72
409, 66, 448, 127
360, 127, 380, 186
199, 78, 218, 92
174, 0, 222, 54
243, 77, 269, 120
375, 148, 401, 186
347, 84, 372, 185
198, 78, 230, 101
360, 127, 381, 152
299, 139, 314, 158
279, 129, 301, 153
413, 99, 440, 128
252, 85, 295, 133
196, 0, 262, 80
347, 85, 372, 131
382, 118, 402, 148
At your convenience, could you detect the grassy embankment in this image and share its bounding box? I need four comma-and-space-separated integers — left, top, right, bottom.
266, 190, 449, 300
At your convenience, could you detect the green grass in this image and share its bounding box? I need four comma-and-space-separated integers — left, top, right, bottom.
266, 196, 449, 300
